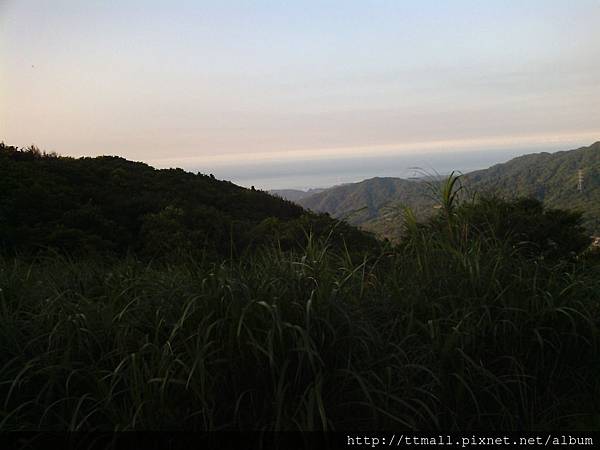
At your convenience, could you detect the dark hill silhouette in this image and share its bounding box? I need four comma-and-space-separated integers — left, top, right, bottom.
0, 143, 374, 256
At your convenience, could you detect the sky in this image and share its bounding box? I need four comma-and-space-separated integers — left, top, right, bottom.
1, 0, 600, 189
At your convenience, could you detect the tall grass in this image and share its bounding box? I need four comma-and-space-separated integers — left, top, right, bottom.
1, 200, 600, 430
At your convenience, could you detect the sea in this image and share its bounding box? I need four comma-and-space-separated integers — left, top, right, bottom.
199, 144, 568, 191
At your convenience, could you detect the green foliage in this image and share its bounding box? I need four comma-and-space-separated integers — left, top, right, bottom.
297, 177, 434, 238
438, 170, 464, 217
297, 142, 600, 239
0, 143, 376, 259
456, 197, 591, 259
1, 144, 600, 431
466, 141, 600, 233
1, 191, 600, 430
402, 173, 591, 261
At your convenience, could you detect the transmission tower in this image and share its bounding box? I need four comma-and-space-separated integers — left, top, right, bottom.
577, 169, 584, 192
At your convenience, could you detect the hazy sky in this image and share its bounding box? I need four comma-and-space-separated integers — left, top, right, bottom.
1, 0, 599, 187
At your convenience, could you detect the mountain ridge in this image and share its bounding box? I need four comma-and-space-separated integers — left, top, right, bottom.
294, 141, 600, 239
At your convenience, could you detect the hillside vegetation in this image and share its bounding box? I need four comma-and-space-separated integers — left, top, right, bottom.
1, 144, 599, 431
299, 177, 434, 239
0, 143, 374, 258
297, 142, 600, 240
467, 142, 600, 230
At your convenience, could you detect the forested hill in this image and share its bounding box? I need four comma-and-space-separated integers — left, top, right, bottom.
466, 141, 600, 230
296, 141, 600, 238
298, 177, 433, 238
0, 143, 374, 257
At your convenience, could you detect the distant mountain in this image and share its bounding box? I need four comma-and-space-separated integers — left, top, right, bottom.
269, 188, 326, 202
296, 141, 600, 239
298, 177, 434, 238
465, 142, 600, 230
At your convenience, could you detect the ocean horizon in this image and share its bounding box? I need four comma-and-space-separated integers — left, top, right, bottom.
200, 144, 573, 191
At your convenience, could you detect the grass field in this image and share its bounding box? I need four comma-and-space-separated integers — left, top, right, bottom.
2, 205, 600, 431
